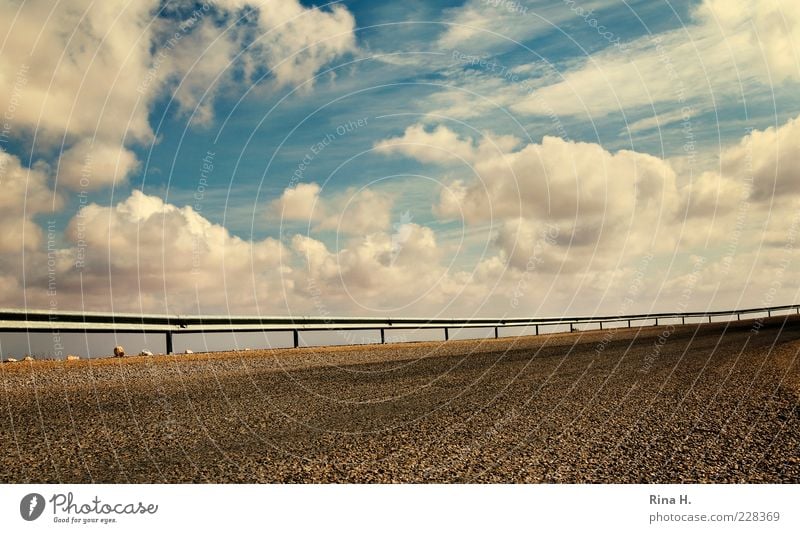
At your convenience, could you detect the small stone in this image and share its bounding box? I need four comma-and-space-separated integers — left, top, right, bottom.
65, 355, 80, 361
23, 356, 34, 361
4, 358, 17, 363
139, 350, 153, 357
184, 349, 194, 354
113, 345, 125, 357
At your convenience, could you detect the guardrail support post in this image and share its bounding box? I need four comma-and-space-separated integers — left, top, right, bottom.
535, 324, 539, 336
494, 326, 499, 339
708, 316, 712, 323
380, 328, 385, 344
166, 332, 173, 355
768, 309, 772, 317
444, 327, 449, 341
628, 319, 631, 328
681, 316, 685, 325
655, 318, 659, 326
293, 329, 299, 348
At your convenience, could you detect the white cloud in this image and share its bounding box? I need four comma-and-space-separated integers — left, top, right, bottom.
290, 223, 446, 312
50, 190, 290, 313
624, 109, 690, 134
56, 139, 139, 190
374, 123, 519, 164
0, 0, 358, 193
380, 123, 679, 228
272, 182, 322, 221
0, 1, 159, 145
0, 150, 61, 253
215, 0, 357, 89
317, 188, 393, 235
366, 115, 800, 313
511, 0, 800, 118
272, 183, 394, 235
696, 0, 800, 83
438, 0, 616, 51
719, 114, 800, 201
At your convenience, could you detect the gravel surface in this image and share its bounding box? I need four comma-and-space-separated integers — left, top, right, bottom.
2, 316, 799, 483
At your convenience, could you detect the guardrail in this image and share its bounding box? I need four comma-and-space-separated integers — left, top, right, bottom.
1, 304, 799, 354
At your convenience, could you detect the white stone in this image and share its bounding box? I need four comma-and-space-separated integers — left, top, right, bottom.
184, 349, 194, 354
4, 358, 17, 363
23, 356, 34, 361
65, 355, 80, 361
139, 350, 153, 356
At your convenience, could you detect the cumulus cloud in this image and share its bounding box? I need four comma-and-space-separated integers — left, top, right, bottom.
379, 123, 680, 233
245, 0, 357, 89
56, 139, 139, 190
374, 123, 519, 164
272, 183, 393, 235
0, 0, 158, 145
290, 223, 446, 312
366, 116, 800, 313
52, 190, 290, 313
719, 114, 800, 201
272, 182, 322, 221
0, 0, 358, 192
0, 150, 61, 253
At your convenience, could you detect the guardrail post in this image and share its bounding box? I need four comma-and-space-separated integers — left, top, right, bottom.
494, 326, 498, 339
380, 328, 385, 344
627, 319, 631, 328
708, 316, 712, 323
655, 318, 658, 326
444, 327, 449, 341
767, 309, 772, 317
681, 316, 685, 325
166, 332, 173, 355
599, 321, 603, 330
737, 313, 741, 321
293, 329, 299, 348
535, 324, 539, 336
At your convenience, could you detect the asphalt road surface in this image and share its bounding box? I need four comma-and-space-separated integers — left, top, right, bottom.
2, 316, 799, 482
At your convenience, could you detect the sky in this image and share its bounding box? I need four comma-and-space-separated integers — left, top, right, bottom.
1, 0, 800, 330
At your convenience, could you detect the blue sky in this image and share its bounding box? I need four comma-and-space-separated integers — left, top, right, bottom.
1, 0, 800, 325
